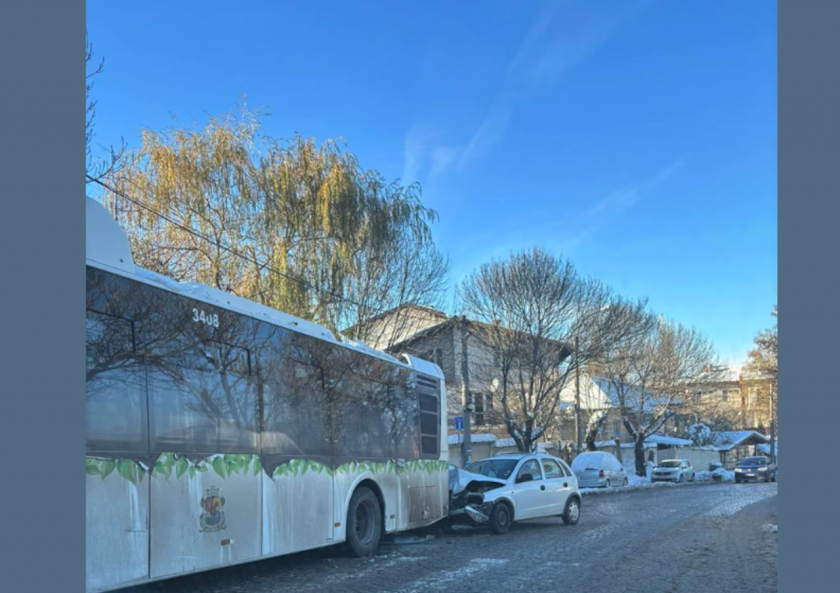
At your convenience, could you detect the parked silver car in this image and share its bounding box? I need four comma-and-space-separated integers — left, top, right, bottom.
651, 459, 695, 483
571, 451, 628, 488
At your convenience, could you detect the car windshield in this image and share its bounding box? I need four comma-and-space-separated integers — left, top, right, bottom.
658, 461, 682, 468
738, 457, 767, 467
465, 459, 518, 480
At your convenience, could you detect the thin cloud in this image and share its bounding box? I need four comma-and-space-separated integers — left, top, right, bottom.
406, 1, 638, 181
586, 160, 684, 218
482, 159, 685, 259
457, 95, 514, 169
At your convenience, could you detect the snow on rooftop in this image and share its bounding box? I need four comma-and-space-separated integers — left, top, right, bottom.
493, 437, 555, 449
711, 430, 770, 451
445, 433, 556, 449
644, 434, 693, 447
447, 433, 497, 445
593, 433, 690, 449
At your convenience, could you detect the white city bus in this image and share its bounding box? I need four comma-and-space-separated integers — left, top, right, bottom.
85, 198, 448, 592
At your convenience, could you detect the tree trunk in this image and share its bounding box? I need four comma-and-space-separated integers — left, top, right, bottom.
634, 435, 647, 477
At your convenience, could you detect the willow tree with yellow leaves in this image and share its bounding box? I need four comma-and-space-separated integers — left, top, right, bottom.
102, 108, 449, 340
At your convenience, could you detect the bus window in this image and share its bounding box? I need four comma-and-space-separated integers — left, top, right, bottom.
262, 357, 330, 457
86, 310, 148, 455
417, 374, 440, 458
329, 350, 392, 459
391, 368, 420, 459
143, 286, 259, 455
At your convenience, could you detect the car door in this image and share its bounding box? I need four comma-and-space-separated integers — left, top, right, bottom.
685, 460, 694, 481
512, 458, 546, 520
540, 458, 570, 516
607, 456, 619, 484
614, 458, 626, 484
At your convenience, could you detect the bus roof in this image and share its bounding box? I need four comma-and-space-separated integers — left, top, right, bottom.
86, 197, 442, 379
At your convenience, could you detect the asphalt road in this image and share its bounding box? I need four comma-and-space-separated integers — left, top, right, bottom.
129, 482, 778, 593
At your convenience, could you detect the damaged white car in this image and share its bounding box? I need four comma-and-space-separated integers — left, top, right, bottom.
447, 453, 581, 535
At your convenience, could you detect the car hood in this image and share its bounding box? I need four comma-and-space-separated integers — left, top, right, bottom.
449, 468, 507, 495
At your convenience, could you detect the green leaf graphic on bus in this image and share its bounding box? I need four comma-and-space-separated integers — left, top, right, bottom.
89, 454, 446, 484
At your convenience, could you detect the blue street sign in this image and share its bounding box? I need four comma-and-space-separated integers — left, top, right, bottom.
454, 416, 464, 430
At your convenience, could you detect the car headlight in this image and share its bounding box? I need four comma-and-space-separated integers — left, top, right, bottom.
735, 468, 743, 472
758, 467, 767, 471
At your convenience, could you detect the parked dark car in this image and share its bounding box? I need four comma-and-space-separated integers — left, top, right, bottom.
734, 456, 777, 483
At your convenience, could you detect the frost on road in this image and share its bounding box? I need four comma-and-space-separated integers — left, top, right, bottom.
128, 483, 777, 593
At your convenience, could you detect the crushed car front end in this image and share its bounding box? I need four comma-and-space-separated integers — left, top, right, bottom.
447, 468, 508, 526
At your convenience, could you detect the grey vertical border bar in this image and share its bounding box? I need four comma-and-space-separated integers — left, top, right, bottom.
779, 0, 840, 591
0, 0, 82, 591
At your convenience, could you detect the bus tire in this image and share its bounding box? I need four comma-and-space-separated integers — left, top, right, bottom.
346, 486, 382, 557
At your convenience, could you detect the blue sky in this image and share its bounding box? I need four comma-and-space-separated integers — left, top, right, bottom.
87, 0, 777, 363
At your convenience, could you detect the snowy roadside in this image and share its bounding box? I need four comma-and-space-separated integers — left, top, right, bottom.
580, 468, 735, 496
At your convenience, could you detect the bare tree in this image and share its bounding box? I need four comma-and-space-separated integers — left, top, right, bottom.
747, 305, 778, 381
584, 409, 609, 451
458, 247, 649, 452
86, 31, 125, 184
340, 230, 450, 350
746, 305, 778, 459
602, 318, 716, 476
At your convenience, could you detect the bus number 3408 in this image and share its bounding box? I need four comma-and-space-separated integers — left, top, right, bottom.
192, 308, 220, 328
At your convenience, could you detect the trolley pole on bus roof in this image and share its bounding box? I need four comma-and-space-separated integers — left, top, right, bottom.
460, 316, 473, 467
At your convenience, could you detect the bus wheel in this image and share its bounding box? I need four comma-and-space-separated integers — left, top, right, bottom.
346, 486, 382, 557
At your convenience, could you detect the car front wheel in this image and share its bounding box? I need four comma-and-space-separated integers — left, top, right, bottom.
562, 497, 580, 526
489, 502, 512, 535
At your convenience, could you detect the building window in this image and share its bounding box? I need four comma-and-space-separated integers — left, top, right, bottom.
473, 392, 485, 425
721, 390, 729, 402
613, 420, 620, 436
421, 348, 444, 369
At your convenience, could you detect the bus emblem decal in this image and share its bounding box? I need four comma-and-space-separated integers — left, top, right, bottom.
199, 487, 226, 533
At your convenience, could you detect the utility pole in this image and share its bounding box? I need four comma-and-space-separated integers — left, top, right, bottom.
460, 316, 473, 467
769, 381, 777, 464
574, 335, 582, 454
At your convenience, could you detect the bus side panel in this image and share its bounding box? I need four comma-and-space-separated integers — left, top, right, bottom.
374, 468, 400, 534
149, 454, 261, 579
85, 465, 150, 592
401, 465, 430, 528
427, 466, 448, 522
399, 464, 448, 530
262, 461, 333, 555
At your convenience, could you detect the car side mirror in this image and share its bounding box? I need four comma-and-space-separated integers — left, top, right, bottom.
517, 473, 534, 483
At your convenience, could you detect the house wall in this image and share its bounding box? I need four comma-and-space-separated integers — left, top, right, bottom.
657, 448, 722, 471
594, 443, 658, 467
404, 321, 508, 430
694, 381, 742, 429
447, 441, 494, 468
356, 307, 446, 351
739, 377, 775, 432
